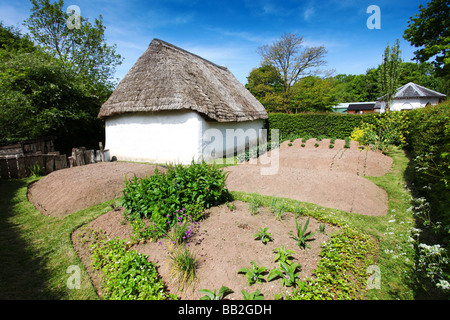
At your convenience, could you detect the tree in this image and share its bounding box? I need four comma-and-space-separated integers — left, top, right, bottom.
257, 32, 328, 112
245, 65, 284, 112
0, 23, 108, 153
24, 0, 123, 87
403, 0, 450, 79
290, 76, 335, 113
379, 39, 402, 111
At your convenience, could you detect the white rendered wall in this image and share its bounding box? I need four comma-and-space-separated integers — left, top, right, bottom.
201, 119, 265, 162
105, 110, 204, 164
379, 97, 441, 112
105, 110, 265, 164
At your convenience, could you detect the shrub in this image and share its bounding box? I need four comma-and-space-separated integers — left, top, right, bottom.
266, 113, 379, 141
90, 237, 176, 300
121, 161, 231, 238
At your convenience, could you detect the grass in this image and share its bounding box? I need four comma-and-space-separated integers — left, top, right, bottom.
0, 177, 110, 299
0, 146, 421, 300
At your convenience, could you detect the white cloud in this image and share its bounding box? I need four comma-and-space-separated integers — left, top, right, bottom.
303, 7, 315, 21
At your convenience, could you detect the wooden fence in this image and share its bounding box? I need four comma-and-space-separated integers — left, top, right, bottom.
0, 153, 67, 179
0, 137, 108, 179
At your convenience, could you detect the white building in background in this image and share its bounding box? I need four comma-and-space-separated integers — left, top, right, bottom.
377, 82, 447, 113
98, 39, 268, 164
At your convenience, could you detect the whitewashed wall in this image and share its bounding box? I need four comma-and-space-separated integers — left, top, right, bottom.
379, 97, 441, 112
105, 110, 204, 164
105, 110, 265, 164
201, 119, 265, 162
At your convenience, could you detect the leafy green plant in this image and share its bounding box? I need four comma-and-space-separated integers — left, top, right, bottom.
317, 223, 326, 234
292, 206, 304, 218
29, 161, 44, 178
329, 144, 334, 149
286, 227, 378, 300
253, 227, 274, 244
168, 245, 199, 290
248, 196, 262, 215
90, 236, 176, 300
344, 137, 351, 148
314, 143, 319, 148
267, 261, 302, 287
238, 261, 267, 285
242, 289, 264, 300
273, 246, 296, 265
121, 161, 230, 239
301, 143, 305, 148
199, 286, 233, 300
226, 202, 236, 211
290, 217, 315, 249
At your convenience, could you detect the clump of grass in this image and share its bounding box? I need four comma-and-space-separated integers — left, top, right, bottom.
168, 245, 199, 291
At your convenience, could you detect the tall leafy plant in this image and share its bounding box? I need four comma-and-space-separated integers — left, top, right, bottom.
121, 162, 230, 238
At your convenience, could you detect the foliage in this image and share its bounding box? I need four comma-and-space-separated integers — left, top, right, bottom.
266, 112, 375, 140
0, 23, 110, 153
238, 261, 267, 285
29, 162, 44, 178
273, 246, 296, 265
290, 76, 335, 113
199, 286, 233, 300
245, 64, 283, 112
257, 32, 328, 112
403, 0, 450, 79
90, 236, 176, 300
286, 227, 377, 300
267, 261, 302, 287
168, 244, 198, 291
317, 223, 326, 234
406, 102, 450, 232
241, 289, 264, 300
121, 162, 230, 239
253, 227, 274, 245
379, 39, 402, 111
289, 217, 315, 249
24, 0, 123, 87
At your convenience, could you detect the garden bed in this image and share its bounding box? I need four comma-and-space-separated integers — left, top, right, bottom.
72, 200, 339, 300
27, 162, 164, 216
28, 139, 392, 217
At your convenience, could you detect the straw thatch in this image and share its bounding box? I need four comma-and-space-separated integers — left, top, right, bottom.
98, 39, 268, 122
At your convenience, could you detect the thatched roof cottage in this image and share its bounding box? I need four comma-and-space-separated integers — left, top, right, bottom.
98, 39, 268, 164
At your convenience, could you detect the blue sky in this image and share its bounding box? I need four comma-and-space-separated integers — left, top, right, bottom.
0, 0, 428, 85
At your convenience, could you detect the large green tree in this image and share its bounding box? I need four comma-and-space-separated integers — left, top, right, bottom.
0, 20, 115, 153
24, 0, 123, 87
403, 0, 450, 79
245, 65, 284, 112
257, 32, 329, 112
290, 76, 335, 113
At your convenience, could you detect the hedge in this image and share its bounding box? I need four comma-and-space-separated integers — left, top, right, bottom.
266, 112, 381, 140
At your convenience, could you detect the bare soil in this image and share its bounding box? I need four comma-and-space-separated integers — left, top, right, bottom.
28, 138, 393, 300
72, 201, 339, 300
224, 139, 392, 216
27, 162, 164, 216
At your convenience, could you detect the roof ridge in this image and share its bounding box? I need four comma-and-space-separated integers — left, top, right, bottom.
150, 38, 228, 71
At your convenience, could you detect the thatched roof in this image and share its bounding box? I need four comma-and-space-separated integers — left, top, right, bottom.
98, 39, 268, 122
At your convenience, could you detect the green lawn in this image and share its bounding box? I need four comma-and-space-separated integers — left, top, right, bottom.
0, 147, 421, 299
